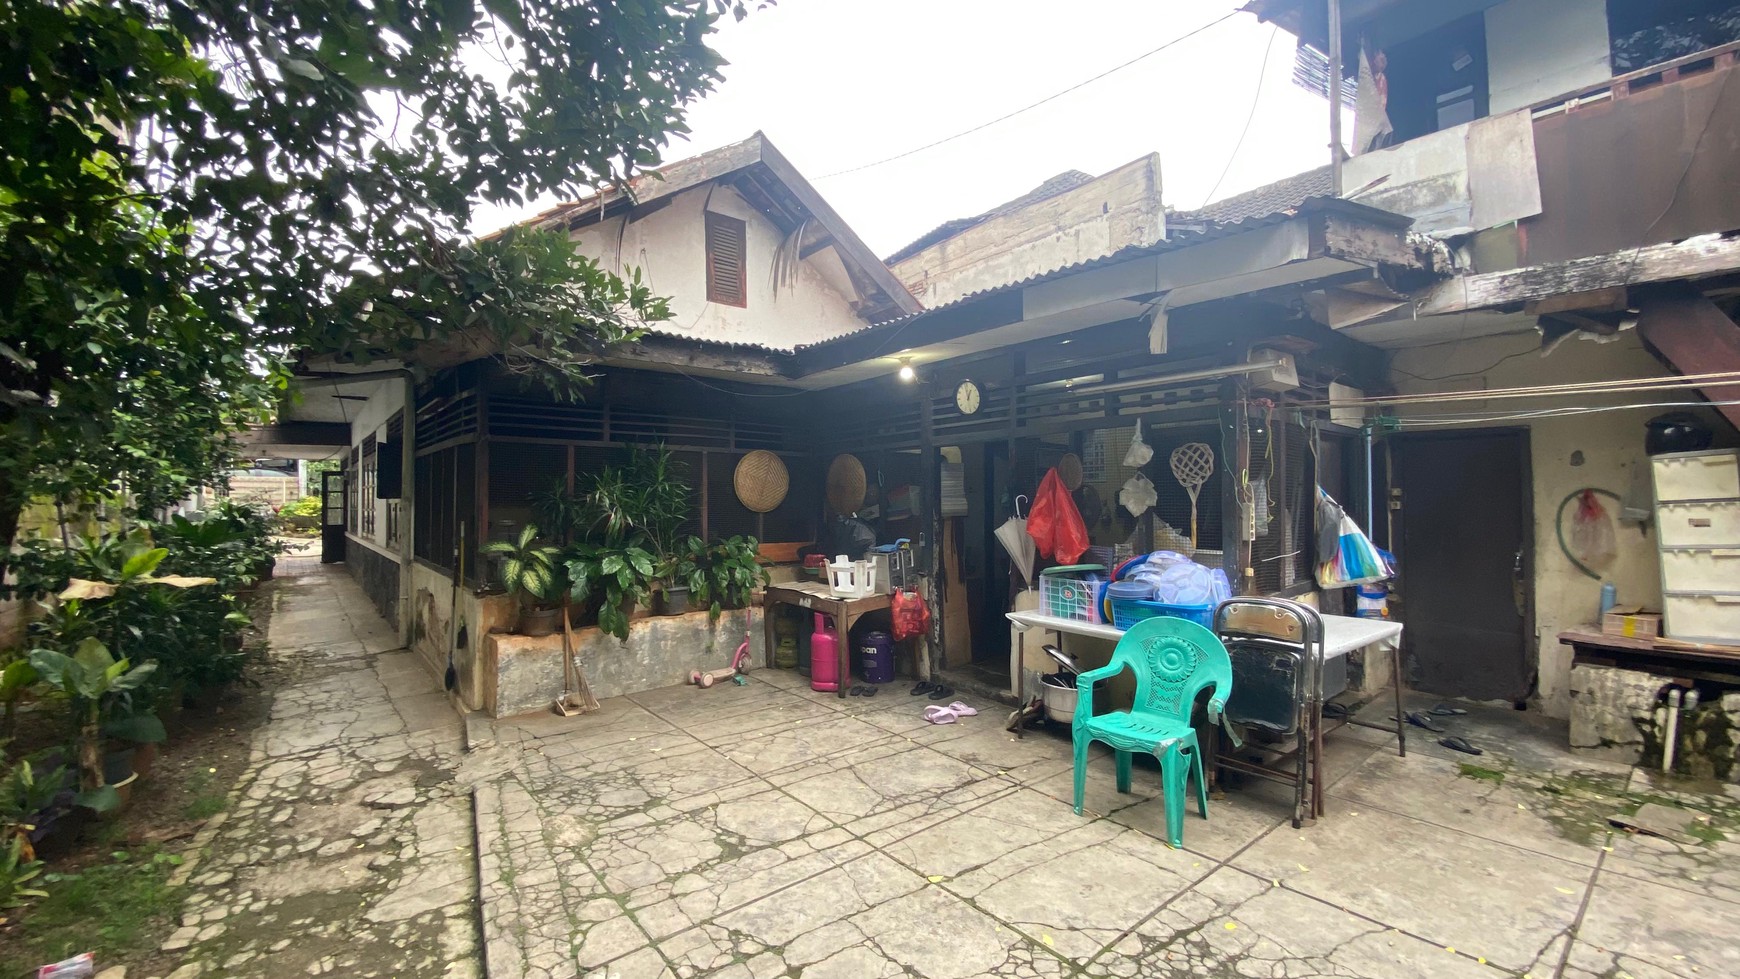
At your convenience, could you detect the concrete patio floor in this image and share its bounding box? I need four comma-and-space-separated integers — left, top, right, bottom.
470, 653, 1740, 979
147, 561, 1740, 979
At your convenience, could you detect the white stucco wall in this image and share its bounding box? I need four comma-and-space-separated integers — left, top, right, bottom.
341, 378, 408, 560
1388, 329, 1730, 718
568, 184, 869, 351
1486, 0, 1612, 114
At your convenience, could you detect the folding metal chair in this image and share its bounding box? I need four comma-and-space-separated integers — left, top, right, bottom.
1211, 597, 1327, 828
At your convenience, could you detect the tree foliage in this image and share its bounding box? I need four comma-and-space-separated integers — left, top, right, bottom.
0, 0, 750, 560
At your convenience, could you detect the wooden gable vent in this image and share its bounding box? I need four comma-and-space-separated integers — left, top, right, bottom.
705, 211, 748, 307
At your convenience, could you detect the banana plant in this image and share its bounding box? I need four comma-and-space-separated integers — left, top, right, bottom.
29, 638, 161, 813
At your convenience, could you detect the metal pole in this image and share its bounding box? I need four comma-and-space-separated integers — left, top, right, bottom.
1328, 0, 1344, 195
1362, 424, 1374, 535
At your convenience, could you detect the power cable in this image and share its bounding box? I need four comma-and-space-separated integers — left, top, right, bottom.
814, 10, 1242, 181
1199, 25, 1282, 209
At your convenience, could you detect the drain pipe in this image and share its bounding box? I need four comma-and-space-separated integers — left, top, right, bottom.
1662, 687, 1685, 774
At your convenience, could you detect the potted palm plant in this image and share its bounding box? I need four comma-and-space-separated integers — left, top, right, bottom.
481, 525, 563, 636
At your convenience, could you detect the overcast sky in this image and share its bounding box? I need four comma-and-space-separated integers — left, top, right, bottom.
471, 0, 1336, 258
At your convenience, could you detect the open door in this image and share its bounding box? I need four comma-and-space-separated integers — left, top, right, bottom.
321, 468, 347, 564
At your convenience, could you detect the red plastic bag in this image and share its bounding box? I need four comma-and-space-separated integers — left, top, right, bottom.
892, 589, 931, 641
1570, 489, 1617, 569
1027, 468, 1090, 564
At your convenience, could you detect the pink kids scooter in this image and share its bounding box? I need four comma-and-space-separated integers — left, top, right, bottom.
690, 605, 754, 689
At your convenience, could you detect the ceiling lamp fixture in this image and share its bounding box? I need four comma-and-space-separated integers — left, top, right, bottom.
897, 357, 916, 383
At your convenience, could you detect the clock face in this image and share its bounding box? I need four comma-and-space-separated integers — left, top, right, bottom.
955, 380, 982, 415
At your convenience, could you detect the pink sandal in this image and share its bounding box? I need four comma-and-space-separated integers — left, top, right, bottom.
948, 702, 978, 716
923, 705, 959, 724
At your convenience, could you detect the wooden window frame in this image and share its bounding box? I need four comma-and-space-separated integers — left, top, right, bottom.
705, 211, 748, 308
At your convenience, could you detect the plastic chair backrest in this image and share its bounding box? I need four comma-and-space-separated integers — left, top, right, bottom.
1112, 616, 1234, 724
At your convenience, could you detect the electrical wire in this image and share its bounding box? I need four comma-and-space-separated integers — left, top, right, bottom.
1299, 369, 1740, 410
814, 10, 1241, 180
1388, 346, 1539, 383
1199, 25, 1281, 209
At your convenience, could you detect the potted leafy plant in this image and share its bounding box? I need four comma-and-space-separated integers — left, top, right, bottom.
481, 524, 564, 636
703, 536, 770, 617
565, 541, 656, 641
28, 638, 164, 814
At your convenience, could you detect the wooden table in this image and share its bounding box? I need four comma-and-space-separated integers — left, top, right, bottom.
1559, 628, 1740, 682
762, 580, 892, 697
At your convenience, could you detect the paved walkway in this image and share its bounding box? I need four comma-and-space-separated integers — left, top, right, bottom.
152, 555, 477, 979
160, 560, 1740, 979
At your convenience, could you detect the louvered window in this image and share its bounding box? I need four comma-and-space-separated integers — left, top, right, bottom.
705, 211, 747, 307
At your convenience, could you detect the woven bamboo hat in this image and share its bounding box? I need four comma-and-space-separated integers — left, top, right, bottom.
1057, 452, 1084, 491
826, 453, 867, 515
734, 450, 789, 513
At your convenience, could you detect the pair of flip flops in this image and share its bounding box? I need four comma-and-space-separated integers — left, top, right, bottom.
924, 702, 978, 724
910, 681, 956, 700
847, 685, 880, 697
1392, 708, 1483, 755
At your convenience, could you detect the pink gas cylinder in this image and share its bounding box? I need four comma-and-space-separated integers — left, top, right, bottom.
809, 613, 840, 692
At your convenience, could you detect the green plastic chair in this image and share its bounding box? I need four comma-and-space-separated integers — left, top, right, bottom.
1072, 615, 1234, 848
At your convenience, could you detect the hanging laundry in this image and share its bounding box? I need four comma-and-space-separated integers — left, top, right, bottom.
1123, 418, 1154, 468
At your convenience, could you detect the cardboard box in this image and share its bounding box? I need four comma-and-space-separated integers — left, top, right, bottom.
1602, 606, 1662, 639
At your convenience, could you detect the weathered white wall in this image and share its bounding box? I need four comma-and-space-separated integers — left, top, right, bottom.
891, 155, 1165, 309
1486, 0, 1612, 114
1388, 329, 1727, 718
342, 378, 407, 558
569, 184, 868, 351
1345, 110, 1543, 234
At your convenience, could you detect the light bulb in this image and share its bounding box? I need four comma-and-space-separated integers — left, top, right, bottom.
897, 358, 916, 382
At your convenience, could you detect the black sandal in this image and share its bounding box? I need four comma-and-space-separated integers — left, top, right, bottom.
927, 685, 955, 700
910, 681, 935, 696
862, 685, 879, 697
1439, 736, 1482, 755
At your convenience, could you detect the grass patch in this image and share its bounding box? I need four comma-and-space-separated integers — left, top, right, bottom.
1456, 763, 1507, 784
0, 848, 182, 977
180, 768, 227, 823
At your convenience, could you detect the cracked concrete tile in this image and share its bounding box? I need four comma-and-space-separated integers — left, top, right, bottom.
780, 742, 999, 824
1232, 803, 1591, 973
949, 821, 1203, 963
878, 786, 1069, 880
1602, 829, 1740, 905
1088, 866, 1503, 978
1575, 870, 1740, 978
853, 884, 1072, 979
919, 726, 1080, 784
714, 853, 925, 947
1109, 775, 1287, 861
1331, 749, 1607, 865
712, 712, 898, 774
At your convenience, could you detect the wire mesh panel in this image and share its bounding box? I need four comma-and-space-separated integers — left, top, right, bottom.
1249, 411, 1315, 595
487, 442, 567, 543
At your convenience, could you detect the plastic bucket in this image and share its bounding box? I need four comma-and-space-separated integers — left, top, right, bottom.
858, 630, 895, 684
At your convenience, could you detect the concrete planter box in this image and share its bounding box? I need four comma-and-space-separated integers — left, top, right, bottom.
485, 607, 765, 717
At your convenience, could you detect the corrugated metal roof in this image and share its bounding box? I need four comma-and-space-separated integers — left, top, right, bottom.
1176, 165, 1335, 226
798, 204, 1325, 353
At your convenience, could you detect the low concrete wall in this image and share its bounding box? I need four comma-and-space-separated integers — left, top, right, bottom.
344, 537, 402, 632
486, 608, 766, 717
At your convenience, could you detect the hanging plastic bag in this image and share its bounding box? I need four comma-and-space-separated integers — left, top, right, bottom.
1569, 489, 1618, 569
1027, 468, 1090, 564
1118, 472, 1158, 517
1123, 418, 1154, 467
892, 589, 931, 641
1315, 488, 1393, 589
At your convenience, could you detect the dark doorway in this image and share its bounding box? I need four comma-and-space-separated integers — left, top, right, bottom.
1391, 429, 1532, 702
321, 468, 347, 564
